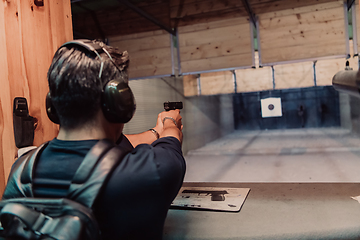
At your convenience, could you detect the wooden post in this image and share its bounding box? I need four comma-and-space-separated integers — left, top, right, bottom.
0, 0, 73, 194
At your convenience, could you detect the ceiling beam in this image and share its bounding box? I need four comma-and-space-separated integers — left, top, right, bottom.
116, 0, 176, 36
73, 30, 93, 40
241, 0, 256, 27
348, 0, 355, 10
75, 3, 106, 40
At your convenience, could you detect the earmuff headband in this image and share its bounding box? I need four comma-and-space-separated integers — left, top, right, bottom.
46, 39, 136, 125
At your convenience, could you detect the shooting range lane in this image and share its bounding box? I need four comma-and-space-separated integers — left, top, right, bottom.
164, 182, 360, 240
164, 128, 360, 239
183, 128, 360, 182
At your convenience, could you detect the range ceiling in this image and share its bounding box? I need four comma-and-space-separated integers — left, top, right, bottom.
72, 0, 350, 40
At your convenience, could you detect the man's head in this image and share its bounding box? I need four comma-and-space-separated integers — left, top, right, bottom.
47, 40, 131, 129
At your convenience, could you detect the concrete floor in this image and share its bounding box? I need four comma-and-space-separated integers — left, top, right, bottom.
184, 128, 360, 182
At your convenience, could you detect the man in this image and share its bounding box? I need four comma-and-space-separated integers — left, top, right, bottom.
3, 40, 186, 239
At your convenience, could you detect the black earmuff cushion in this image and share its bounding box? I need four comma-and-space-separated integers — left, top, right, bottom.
46, 92, 60, 124
101, 80, 136, 123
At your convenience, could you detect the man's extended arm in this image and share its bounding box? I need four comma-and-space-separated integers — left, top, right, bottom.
125, 110, 183, 147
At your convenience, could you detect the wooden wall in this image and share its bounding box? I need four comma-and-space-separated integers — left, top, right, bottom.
235, 67, 273, 93
183, 52, 357, 96
273, 62, 314, 89
178, 17, 254, 74
109, 30, 173, 79
199, 71, 234, 95
0, 0, 72, 190
183, 75, 198, 97
170, 0, 247, 27
258, 1, 348, 65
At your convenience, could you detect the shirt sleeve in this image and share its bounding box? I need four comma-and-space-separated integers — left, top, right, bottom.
150, 137, 186, 204
116, 134, 134, 152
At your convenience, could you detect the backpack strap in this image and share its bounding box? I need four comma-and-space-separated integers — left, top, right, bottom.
0, 198, 98, 240
67, 139, 129, 208
4, 139, 129, 210
2, 142, 49, 199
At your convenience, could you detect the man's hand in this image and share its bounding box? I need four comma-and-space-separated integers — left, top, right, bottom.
124, 110, 183, 147
158, 109, 183, 143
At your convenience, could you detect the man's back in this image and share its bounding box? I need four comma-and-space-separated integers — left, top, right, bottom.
17, 135, 185, 239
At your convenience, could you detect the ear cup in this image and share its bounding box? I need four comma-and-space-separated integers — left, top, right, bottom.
101, 80, 136, 123
46, 92, 60, 124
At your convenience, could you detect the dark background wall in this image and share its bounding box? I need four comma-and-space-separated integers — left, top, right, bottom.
350, 95, 360, 134
233, 86, 340, 130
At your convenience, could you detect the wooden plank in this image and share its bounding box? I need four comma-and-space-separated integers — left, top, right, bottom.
249, 0, 340, 15
48, 0, 73, 52
178, 18, 253, 73
178, 17, 249, 33
172, 8, 247, 28
180, 38, 253, 62
129, 49, 172, 70
181, 53, 253, 73
200, 71, 234, 95
170, 0, 244, 19
183, 75, 198, 96
110, 31, 173, 79
0, 0, 72, 186
0, 0, 12, 194
259, 6, 344, 33
261, 25, 345, 50
259, 21, 346, 47
235, 67, 273, 92
259, 5, 347, 64
261, 40, 346, 64
179, 23, 251, 47
111, 34, 171, 52
316, 56, 358, 86
274, 61, 315, 89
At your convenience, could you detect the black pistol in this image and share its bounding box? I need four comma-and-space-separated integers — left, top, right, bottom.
164, 101, 183, 111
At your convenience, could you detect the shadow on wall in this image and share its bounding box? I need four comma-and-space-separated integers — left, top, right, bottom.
124, 77, 235, 155
182, 94, 234, 155
350, 95, 360, 134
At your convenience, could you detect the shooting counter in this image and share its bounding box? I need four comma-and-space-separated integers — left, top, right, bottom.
163, 182, 360, 240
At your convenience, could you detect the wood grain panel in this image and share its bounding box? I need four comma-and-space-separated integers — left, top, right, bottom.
200, 71, 234, 95
181, 53, 253, 73
180, 39, 252, 61
109, 31, 173, 79
273, 62, 314, 89
0, 1, 72, 187
249, 0, 340, 15
0, 1, 12, 193
170, 0, 247, 27
178, 18, 253, 73
235, 67, 273, 92
170, 0, 243, 18
183, 75, 198, 96
178, 17, 249, 33
259, 2, 347, 64
316, 56, 358, 86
